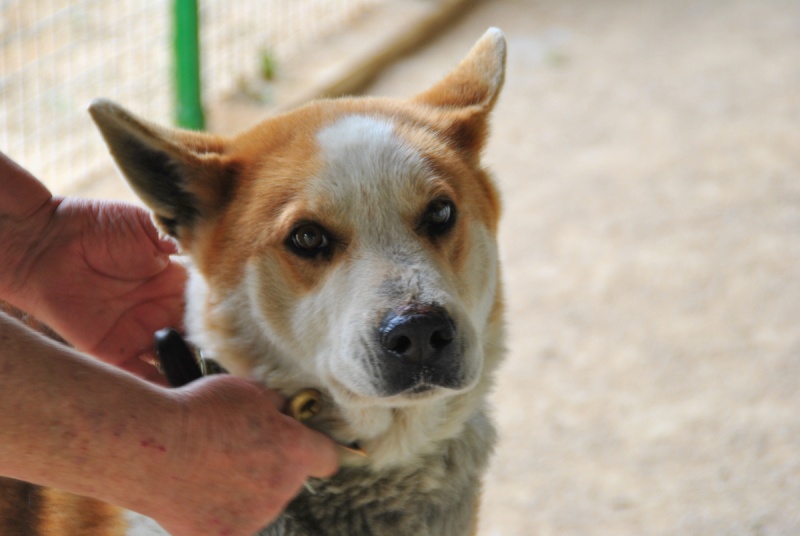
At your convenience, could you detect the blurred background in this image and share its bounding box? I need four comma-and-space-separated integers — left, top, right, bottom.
3, 0, 800, 534
0, 0, 411, 195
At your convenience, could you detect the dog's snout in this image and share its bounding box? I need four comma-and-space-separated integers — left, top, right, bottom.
380, 306, 455, 364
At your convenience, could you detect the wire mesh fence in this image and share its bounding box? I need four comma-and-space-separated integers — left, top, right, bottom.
0, 0, 388, 194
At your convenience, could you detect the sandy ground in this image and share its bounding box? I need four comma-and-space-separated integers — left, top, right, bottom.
363, 0, 800, 534
90, 0, 799, 534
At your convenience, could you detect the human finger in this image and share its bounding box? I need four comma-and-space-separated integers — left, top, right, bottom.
304, 429, 340, 479
133, 204, 179, 256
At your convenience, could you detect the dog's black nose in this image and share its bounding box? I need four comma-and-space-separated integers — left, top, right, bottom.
380, 306, 455, 364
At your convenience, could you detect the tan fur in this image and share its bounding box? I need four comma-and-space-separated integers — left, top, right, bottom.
0, 479, 123, 536
37, 489, 125, 536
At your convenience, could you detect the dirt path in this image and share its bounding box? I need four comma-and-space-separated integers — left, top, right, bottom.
366, 1, 800, 534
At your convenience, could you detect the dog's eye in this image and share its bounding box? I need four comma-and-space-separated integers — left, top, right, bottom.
288, 223, 331, 258
422, 199, 457, 237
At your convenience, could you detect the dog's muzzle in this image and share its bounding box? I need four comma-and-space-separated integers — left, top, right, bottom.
377, 304, 465, 395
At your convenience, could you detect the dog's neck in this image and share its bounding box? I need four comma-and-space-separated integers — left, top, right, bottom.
260, 407, 496, 536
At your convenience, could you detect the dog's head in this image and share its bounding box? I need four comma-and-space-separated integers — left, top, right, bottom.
91, 29, 506, 462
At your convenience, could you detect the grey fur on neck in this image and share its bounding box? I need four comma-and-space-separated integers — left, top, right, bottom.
259, 410, 495, 536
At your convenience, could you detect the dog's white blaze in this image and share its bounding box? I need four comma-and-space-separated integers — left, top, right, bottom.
315, 115, 425, 184
313, 116, 436, 395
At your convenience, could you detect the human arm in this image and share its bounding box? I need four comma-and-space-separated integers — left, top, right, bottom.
0, 151, 185, 381
0, 312, 339, 536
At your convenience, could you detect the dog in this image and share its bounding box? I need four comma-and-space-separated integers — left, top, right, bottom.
1, 28, 506, 535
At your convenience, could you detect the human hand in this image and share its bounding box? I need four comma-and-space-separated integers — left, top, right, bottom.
2, 192, 186, 381
150, 375, 340, 536
0, 313, 339, 535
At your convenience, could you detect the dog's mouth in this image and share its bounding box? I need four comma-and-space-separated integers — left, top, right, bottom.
406, 383, 437, 395
312, 302, 485, 407
324, 341, 480, 409
325, 353, 473, 406
379, 358, 469, 397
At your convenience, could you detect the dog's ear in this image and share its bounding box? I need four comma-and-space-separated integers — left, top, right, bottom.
413, 27, 506, 157
89, 99, 235, 245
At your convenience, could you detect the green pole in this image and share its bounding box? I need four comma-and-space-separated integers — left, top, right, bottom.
174, 0, 205, 130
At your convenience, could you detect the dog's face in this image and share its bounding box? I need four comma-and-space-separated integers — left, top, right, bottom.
234, 109, 500, 405
90, 29, 505, 453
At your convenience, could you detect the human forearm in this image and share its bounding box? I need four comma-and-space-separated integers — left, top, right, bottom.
0, 312, 339, 535
0, 311, 182, 515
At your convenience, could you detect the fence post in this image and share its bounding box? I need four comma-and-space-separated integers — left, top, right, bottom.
174, 0, 205, 130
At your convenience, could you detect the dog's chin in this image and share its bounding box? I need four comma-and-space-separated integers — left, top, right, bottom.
381, 368, 470, 398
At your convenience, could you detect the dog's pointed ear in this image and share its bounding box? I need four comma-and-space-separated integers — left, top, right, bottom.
413, 28, 506, 157
89, 99, 235, 245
